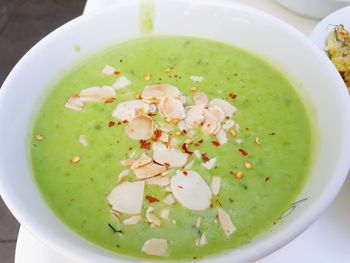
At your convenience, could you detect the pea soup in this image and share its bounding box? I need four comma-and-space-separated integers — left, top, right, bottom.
31, 36, 312, 260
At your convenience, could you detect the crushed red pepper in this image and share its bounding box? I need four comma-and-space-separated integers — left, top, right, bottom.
229, 92, 237, 99
201, 153, 210, 162
183, 171, 189, 176
147, 113, 157, 117
105, 98, 115, 104
145, 195, 160, 203
211, 141, 221, 147
239, 148, 249, 156
139, 140, 152, 150
113, 70, 121, 75
182, 143, 193, 154
108, 121, 115, 128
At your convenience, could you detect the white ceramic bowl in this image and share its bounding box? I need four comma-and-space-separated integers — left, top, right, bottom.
0, 0, 350, 262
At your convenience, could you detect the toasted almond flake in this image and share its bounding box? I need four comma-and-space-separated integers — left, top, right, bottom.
185, 105, 205, 126
230, 129, 237, 137
112, 76, 131, 90
195, 233, 207, 247
216, 129, 227, 145
126, 115, 154, 140
152, 142, 167, 152
131, 153, 152, 169
159, 132, 169, 143
102, 65, 116, 75
234, 138, 243, 145
153, 148, 188, 168
201, 157, 216, 170
208, 105, 226, 122
133, 162, 166, 180
35, 135, 44, 141
159, 96, 186, 119
107, 181, 145, 214
210, 176, 221, 196
146, 206, 161, 226
175, 131, 181, 136
235, 123, 240, 132
117, 169, 130, 183
159, 122, 174, 133
65, 95, 84, 111
112, 100, 149, 121
223, 119, 235, 130
144, 73, 151, 80
235, 171, 244, 179
179, 95, 187, 105
160, 209, 170, 220
142, 84, 181, 101
166, 117, 172, 123
163, 193, 176, 205
129, 151, 136, 159
193, 92, 209, 107
123, 215, 142, 225
170, 170, 211, 211
202, 110, 221, 135
163, 185, 172, 192
255, 137, 262, 145
209, 98, 237, 118
79, 86, 115, 102
196, 217, 202, 228
244, 161, 252, 169
190, 75, 204, 82
184, 159, 195, 170
193, 150, 201, 159
120, 158, 135, 166
187, 129, 196, 138
70, 156, 80, 164
142, 238, 168, 257
79, 134, 88, 146
168, 136, 178, 149
217, 208, 236, 237
146, 176, 170, 187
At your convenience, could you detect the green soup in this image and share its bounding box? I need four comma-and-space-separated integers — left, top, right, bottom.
31, 36, 312, 260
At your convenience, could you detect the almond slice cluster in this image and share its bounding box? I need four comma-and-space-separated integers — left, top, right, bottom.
64, 73, 239, 256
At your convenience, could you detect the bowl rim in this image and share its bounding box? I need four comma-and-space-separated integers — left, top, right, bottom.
1, 0, 350, 262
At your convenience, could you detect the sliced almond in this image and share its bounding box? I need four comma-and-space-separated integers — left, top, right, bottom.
117, 169, 130, 183
215, 129, 228, 145
65, 95, 84, 111
170, 170, 211, 211
142, 238, 168, 257
222, 119, 235, 130
195, 233, 207, 247
208, 105, 226, 122
160, 209, 170, 220
209, 98, 237, 118
202, 109, 221, 135
153, 148, 188, 167
102, 65, 116, 75
193, 92, 209, 107
193, 150, 201, 159
112, 100, 149, 121
201, 157, 217, 170
133, 162, 166, 180
120, 158, 135, 166
168, 136, 178, 149
107, 181, 145, 214
184, 159, 195, 170
146, 206, 161, 227
163, 193, 176, 205
79, 134, 88, 146
142, 84, 181, 101
235, 138, 243, 145
152, 142, 167, 152
126, 115, 154, 140
159, 96, 186, 119
190, 75, 204, 82
163, 185, 172, 193
123, 215, 142, 225
131, 153, 152, 169
79, 86, 115, 102
112, 76, 131, 90
146, 176, 170, 187
217, 208, 236, 237
185, 105, 205, 126
159, 132, 169, 143
210, 176, 221, 196
159, 122, 174, 133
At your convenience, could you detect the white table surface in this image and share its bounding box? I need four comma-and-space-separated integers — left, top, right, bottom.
15, 1, 350, 263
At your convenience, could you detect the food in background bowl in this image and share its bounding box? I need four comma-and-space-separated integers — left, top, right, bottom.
31, 36, 312, 259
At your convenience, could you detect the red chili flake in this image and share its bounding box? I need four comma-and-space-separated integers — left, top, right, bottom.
194, 143, 200, 147
211, 141, 221, 147
181, 130, 188, 136
239, 148, 249, 156
145, 195, 160, 203
148, 113, 157, 117
105, 98, 115, 104
183, 171, 188, 176
201, 153, 210, 162
113, 70, 121, 75
182, 143, 193, 154
164, 162, 170, 169
154, 129, 162, 138
139, 140, 152, 150
108, 121, 115, 128
264, 176, 270, 182
229, 92, 237, 99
